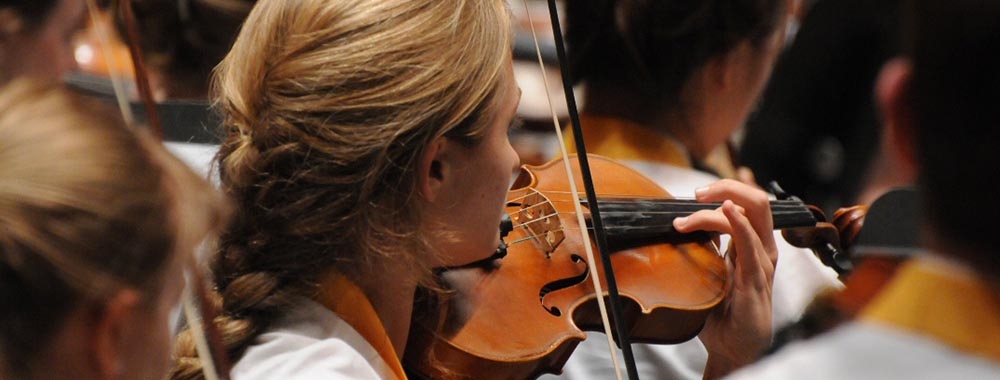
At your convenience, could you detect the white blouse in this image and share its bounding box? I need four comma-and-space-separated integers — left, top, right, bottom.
232, 298, 397, 380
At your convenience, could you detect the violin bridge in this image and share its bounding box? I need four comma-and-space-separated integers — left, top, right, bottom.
512, 191, 564, 258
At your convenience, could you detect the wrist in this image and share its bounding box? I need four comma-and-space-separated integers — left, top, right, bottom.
703, 348, 760, 380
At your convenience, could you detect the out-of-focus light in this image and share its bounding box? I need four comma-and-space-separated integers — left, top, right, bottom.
75, 44, 95, 66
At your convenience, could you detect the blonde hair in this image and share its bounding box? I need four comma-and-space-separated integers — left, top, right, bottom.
0, 80, 228, 377
170, 0, 512, 378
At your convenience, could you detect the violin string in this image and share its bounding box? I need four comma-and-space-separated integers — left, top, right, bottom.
507, 222, 688, 243
507, 196, 806, 214
514, 196, 807, 208
506, 192, 809, 233
508, 204, 808, 223
504, 223, 718, 248
511, 211, 806, 231
506, 209, 811, 246
508, 207, 806, 234
504, 191, 542, 206
505, 186, 808, 215
508, 189, 807, 206
507, 202, 808, 230
503, 225, 688, 249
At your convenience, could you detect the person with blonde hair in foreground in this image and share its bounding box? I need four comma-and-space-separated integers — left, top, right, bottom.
0, 80, 228, 380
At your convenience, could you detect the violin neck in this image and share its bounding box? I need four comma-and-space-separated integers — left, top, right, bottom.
591, 198, 817, 250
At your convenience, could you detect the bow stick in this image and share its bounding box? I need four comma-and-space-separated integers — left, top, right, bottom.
523, 1, 641, 379
83, 1, 231, 379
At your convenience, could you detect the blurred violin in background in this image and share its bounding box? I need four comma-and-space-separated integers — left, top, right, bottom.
769, 187, 920, 349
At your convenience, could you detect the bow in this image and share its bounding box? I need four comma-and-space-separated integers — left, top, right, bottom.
523, 1, 640, 379
82, 1, 231, 379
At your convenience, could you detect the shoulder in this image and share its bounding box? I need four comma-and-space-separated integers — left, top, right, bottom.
233, 332, 381, 380
231, 299, 390, 380
163, 141, 219, 178
622, 160, 719, 198
726, 322, 1000, 380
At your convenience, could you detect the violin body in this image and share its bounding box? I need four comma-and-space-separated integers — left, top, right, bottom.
404, 155, 729, 379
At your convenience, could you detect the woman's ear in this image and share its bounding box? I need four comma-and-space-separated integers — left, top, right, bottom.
418, 136, 450, 203
0, 8, 24, 39
705, 49, 733, 91
90, 289, 141, 380
708, 38, 770, 91
0, 9, 23, 72
876, 58, 918, 171
0, 9, 23, 75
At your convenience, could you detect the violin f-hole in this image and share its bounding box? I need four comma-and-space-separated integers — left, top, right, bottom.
539, 254, 589, 316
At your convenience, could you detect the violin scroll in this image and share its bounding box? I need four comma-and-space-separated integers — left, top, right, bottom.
775, 179, 867, 276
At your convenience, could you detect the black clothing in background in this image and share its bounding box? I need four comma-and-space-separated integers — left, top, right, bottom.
739, 0, 901, 214
65, 71, 221, 145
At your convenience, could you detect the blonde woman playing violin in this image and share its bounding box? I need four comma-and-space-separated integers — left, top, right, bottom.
170, 0, 783, 379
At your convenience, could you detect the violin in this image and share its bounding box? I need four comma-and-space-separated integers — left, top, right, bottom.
832, 187, 920, 314
770, 187, 920, 347
404, 154, 839, 379
780, 190, 867, 276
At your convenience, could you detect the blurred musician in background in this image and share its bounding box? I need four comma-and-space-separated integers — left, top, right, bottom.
0, 80, 228, 380
0, 0, 86, 85
727, 0, 1000, 377
548, 0, 842, 378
